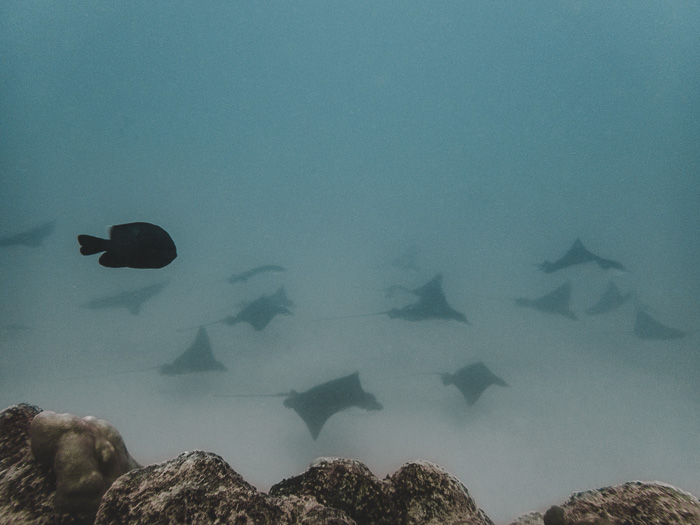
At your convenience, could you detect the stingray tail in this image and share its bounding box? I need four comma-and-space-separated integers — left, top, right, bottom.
177, 318, 229, 332
214, 392, 290, 398
78, 235, 109, 256
312, 311, 387, 322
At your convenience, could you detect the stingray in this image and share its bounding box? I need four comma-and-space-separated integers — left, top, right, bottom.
237, 286, 294, 309
160, 326, 226, 375
515, 281, 577, 320
441, 362, 508, 406
224, 295, 292, 331
633, 309, 687, 340
586, 281, 633, 315
228, 265, 286, 284
192, 288, 294, 332
318, 274, 469, 324
0, 220, 55, 248
387, 274, 469, 323
80, 281, 168, 315
217, 372, 382, 440
538, 238, 625, 273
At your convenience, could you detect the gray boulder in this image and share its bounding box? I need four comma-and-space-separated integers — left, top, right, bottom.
548, 481, 700, 524
270, 457, 391, 524
510, 481, 700, 525
270, 456, 495, 525
95, 451, 353, 525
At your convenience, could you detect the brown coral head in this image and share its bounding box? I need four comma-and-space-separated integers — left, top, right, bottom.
29, 410, 139, 517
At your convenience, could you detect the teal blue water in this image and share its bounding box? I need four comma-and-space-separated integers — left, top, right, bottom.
1, 2, 698, 521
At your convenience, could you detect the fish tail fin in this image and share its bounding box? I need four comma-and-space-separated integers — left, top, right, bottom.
78, 235, 108, 255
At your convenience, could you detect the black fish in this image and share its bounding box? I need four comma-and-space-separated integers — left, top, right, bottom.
586, 281, 633, 315
160, 326, 226, 375
539, 238, 625, 273
515, 281, 577, 320
80, 281, 168, 315
285, 372, 382, 440
0, 220, 55, 248
228, 265, 286, 284
78, 222, 176, 269
441, 362, 508, 406
318, 274, 468, 324
634, 310, 687, 340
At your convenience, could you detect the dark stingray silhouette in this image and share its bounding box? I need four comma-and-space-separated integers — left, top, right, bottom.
238, 286, 294, 309
160, 326, 226, 375
387, 274, 468, 323
191, 287, 294, 332
228, 265, 286, 284
318, 274, 468, 324
217, 372, 382, 440
0, 220, 55, 248
586, 281, 633, 315
284, 372, 382, 439
224, 295, 292, 331
441, 362, 508, 406
634, 310, 687, 340
515, 281, 577, 320
81, 281, 168, 315
538, 238, 625, 273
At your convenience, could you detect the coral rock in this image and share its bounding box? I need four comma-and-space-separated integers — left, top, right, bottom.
0, 403, 85, 524
388, 460, 494, 525
95, 450, 354, 525
512, 481, 700, 525
29, 410, 140, 519
270, 456, 494, 525
556, 481, 700, 525
271, 457, 391, 524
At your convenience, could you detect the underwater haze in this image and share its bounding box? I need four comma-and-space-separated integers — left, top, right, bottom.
1, 2, 699, 522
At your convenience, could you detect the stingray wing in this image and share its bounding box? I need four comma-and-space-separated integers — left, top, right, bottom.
531, 281, 577, 319
586, 281, 631, 315
634, 310, 686, 340
559, 239, 597, 267
290, 401, 334, 440
160, 326, 226, 374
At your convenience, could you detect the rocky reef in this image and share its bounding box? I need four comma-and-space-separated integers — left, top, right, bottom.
1, 403, 699, 524
512, 482, 700, 525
